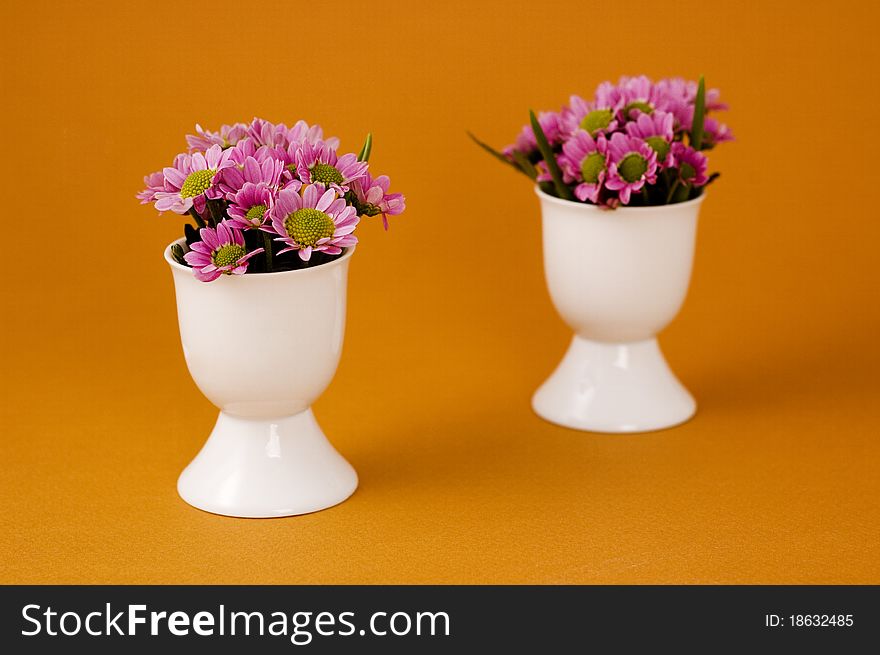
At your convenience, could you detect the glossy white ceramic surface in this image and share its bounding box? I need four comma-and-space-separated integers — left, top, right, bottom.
165, 239, 357, 517
532, 188, 703, 433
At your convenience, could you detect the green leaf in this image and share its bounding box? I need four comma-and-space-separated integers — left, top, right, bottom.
511, 150, 537, 181
530, 110, 573, 200
691, 75, 706, 151
170, 243, 187, 265
357, 133, 372, 162
467, 131, 522, 173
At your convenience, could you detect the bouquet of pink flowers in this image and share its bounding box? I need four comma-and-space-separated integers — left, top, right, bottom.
139, 118, 405, 281
471, 75, 732, 207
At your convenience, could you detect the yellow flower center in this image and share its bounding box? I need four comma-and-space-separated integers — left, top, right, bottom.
619, 154, 648, 183
245, 204, 267, 225
580, 109, 613, 135
645, 137, 670, 161
284, 208, 335, 247
580, 152, 606, 184
212, 244, 246, 268
624, 101, 653, 117
180, 169, 216, 198
310, 163, 344, 185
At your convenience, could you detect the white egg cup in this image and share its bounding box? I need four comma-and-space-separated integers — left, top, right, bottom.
532, 188, 703, 433
165, 239, 357, 517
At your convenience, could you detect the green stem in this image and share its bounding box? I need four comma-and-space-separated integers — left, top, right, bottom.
206, 200, 222, 227
188, 207, 205, 228
262, 231, 274, 272
671, 181, 691, 203
665, 179, 680, 204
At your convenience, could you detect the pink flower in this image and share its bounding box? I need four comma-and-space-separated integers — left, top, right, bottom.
295, 141, 368, 193
599, 75, 660, 121
269, 184, 359, 261
247, 118, 290, 149
654, 78, 728, 133
655, 77, 727, 112
227, 137, 258, 164
604, 133, 658, 204
558, 130, 608, 203
504, 111, 563, 155
183, 220, 264, 282
625, 110, 675, 166
350, 173, 406, 229
219, 155, 285, 198
227, 182, 278, 230
559, 95, 618, 139
137, 170, 167, 204
186, 123, 249, 152
287, 119, 338, 150
702, 117, 734, 147
154, 145, 235, 214
670, 142, 708, 187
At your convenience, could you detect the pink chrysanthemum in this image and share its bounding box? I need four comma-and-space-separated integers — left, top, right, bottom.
350, 172, 406, 229
625, 110, 675, 166
137, 170, 167, 204
154, 145, 235, 214
269, 185, 359, 261
183, 221, 264, 282
604, 75, 660, 121
287, 119, 338, 150
654, 77, 727, 112
604, 133, 658, 205
558, 130, 609, 203
653, 78, 728, 133
503, 111, 563, 156
670, 142, 709, 187
227, 137, 257, 164
247, 118, 291, 149
559, 95, 619, 139
219, 155, 286, 198
226, 182, 279, 230
186, 123, 249, 152
295, 141, 368, 193
702, 117, 735, 147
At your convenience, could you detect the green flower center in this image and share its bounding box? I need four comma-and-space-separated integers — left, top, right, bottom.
245, 204, 267, 224
310, 162, 344, 185
580, 152, 606, 184
580, 109, 613, 135
644, 136, 670, 162
212, 244, 247, 268
680, 163, 696, 181
180, 169, 216, 199
618, 154, 648, 183
284, 208, 335, 247
624, 101, 653, 117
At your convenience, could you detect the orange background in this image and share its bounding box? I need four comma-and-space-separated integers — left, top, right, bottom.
1, 0, 878, 584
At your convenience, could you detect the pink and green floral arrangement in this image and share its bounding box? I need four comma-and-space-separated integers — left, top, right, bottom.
139, 118, 405, 281
471, 75, 731, 207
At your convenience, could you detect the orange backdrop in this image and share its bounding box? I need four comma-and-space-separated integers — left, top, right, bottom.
1, 0, 878, 584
